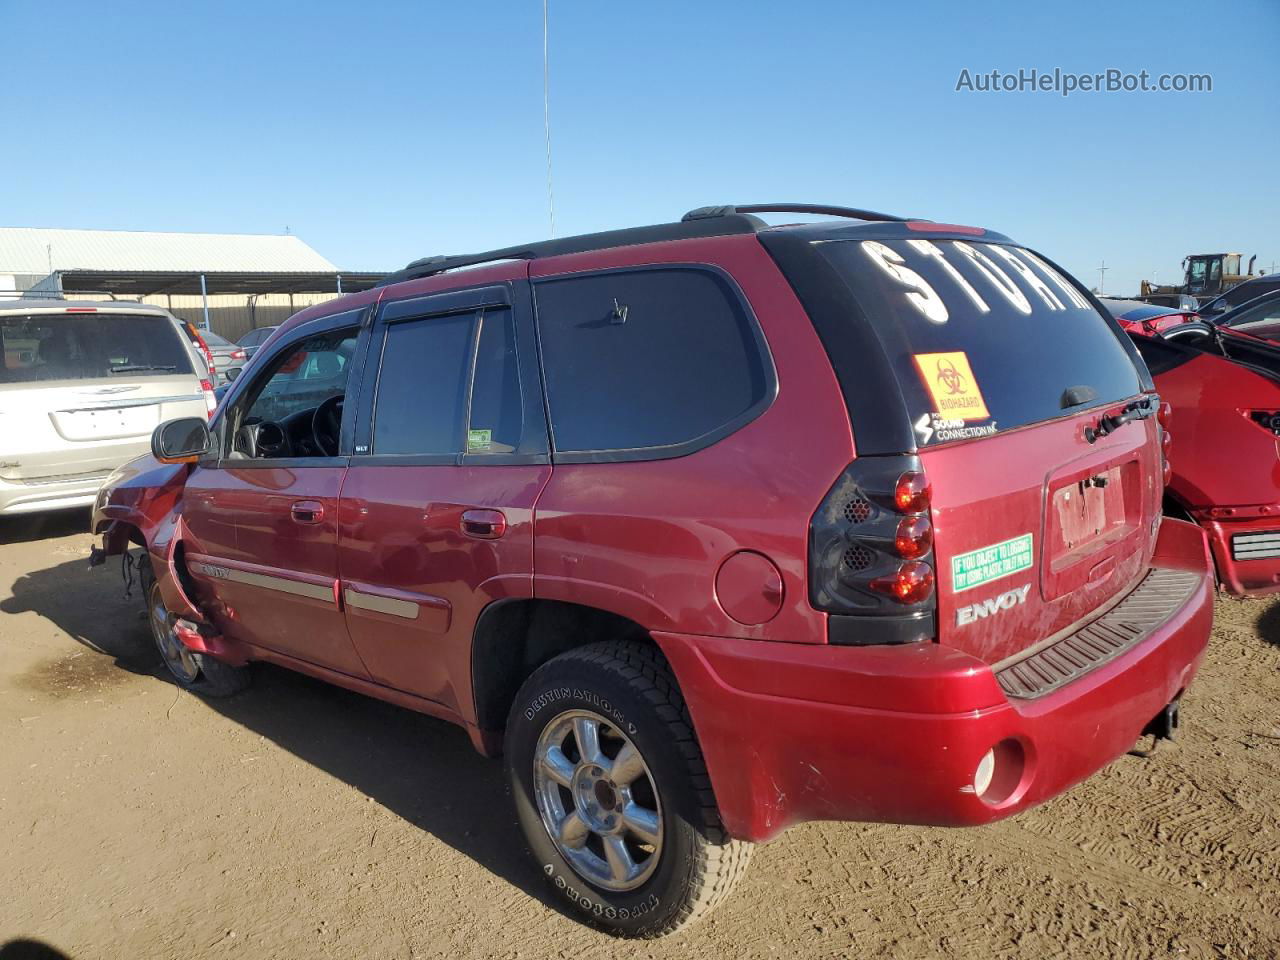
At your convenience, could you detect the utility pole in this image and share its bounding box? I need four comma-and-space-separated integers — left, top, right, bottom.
1098, 260, 1109, 295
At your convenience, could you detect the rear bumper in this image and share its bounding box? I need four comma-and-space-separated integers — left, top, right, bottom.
0, 473, 110, 515
1193, 507, 1280, 597
657, 517, 1213, 843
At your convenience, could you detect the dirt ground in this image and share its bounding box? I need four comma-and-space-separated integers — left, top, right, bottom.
0, 512, 1277, 960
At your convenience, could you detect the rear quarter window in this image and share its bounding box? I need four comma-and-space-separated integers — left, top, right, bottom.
533, 267, 773, 459
817, 238, 1141, 443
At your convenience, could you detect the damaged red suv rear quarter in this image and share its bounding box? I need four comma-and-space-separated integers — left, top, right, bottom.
92, 206, 1212, 934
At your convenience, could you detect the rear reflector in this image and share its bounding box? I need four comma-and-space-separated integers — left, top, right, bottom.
65, 307, 98, 313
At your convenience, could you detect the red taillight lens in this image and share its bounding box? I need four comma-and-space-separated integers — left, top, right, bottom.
871, 560, 935, 604
1162, 430, 1172, 455
230, 349, 247, 361
200, 379, 217, 418
1157, 401, 1172, 427
895, 515, 933, 559
894, 471, 931, 513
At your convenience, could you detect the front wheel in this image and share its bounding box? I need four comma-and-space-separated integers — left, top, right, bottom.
144, 573, 250, 698
505, 641, 751, 937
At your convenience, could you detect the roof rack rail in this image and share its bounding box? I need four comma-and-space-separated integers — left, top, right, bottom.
682, 203, 909, 224
378, 212, 768, 287
377, 204, 913, 288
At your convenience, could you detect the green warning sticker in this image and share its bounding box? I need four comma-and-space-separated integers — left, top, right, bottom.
467, 428, 492, 452
951, 534, 1034, 593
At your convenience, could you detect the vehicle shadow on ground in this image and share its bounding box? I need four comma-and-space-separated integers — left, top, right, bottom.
0, 940, 74, 960
2, 556, 559, 917
1, 545, 159, 681
1254, 601, 1280, 647
0, 510, 90, 546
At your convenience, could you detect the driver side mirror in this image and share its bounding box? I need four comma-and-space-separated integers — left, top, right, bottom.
224, 366, 241, 382
1212, 301, 1230, 314
152, 417, 211, 464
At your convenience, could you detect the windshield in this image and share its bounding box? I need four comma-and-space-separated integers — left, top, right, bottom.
0, 312, 193, 386
818, 238, 1142, 443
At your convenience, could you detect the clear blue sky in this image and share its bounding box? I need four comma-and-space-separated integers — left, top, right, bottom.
3, 0, 1277, 295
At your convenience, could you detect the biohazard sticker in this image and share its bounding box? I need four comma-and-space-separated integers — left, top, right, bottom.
912, 351, 990, 422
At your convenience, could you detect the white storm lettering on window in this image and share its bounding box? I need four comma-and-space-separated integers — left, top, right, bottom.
861, 240, 949, 324
990, 246, 1065, 310
951, 241, 1032, 315
1014, 249, 1092, 309
906, 239, 990, 314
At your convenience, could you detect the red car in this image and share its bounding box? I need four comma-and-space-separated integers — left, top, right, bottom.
1101, 298, 1198, 337
91, 204, 1211, 936
1127, 300, 1280, 596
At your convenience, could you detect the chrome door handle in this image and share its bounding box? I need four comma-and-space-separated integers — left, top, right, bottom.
461, 509, 507, 539
291, 500, 325, 524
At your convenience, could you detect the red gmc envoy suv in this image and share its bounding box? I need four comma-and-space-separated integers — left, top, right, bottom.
91, 204, 1213, 937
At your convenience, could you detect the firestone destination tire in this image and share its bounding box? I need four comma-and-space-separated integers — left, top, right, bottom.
505, 641, 751, 937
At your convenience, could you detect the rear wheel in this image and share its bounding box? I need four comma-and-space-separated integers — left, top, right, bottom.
505, 641, 751, 937
142, 567, 250, 697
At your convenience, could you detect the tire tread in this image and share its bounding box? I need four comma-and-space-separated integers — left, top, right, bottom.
535, 640, 752, 937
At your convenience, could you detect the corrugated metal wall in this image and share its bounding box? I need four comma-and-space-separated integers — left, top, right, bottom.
2, 274, 347, 342
135, 293, 345, 341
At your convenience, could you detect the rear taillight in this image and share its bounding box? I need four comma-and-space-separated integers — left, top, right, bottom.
809, 455, 937, 645
871, 560, 935, 603
895, 515, 933, 559
894, 471, 931, 513
200, 378, 217, 417
230, 349, 247, 361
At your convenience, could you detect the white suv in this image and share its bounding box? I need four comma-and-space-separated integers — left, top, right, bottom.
0, 299, 212, 515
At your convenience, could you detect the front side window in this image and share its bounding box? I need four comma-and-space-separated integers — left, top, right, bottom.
230, 326, 358, 459
533, 268, 770, 456
369, 308, 524, 458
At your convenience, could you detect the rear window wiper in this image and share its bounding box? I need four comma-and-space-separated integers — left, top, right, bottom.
110, 364, 177, 373
1085, 396, 1158, 443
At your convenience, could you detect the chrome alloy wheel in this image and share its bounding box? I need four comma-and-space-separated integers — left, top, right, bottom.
148, 582, 199, 683
533, 709, 664, 892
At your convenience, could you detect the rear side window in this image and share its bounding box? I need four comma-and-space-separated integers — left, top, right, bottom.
533, 268, 771, 457
370, 308, 524, 457
817, 239, 1141, 443
0, 312, 192, 386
